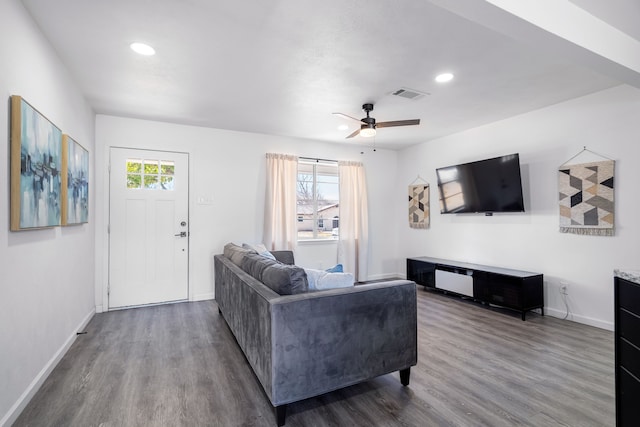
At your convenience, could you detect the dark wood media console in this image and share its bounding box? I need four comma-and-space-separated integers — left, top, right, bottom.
407, 257, 544, 320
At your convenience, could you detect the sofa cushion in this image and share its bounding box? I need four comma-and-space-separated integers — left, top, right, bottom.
270, 250, 295, 265
262, 263, 308, 295
241, 252, 278, 281
242, 242, 276, 260
241, 252, 308, 295
224, 242, 256, 267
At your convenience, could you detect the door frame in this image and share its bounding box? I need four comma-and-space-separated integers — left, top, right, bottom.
105, 146, 191, 311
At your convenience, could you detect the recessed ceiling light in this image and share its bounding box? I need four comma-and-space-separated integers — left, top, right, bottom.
130, 42, 156, 56
435, 72, 454, 83
338, 124, 349, 131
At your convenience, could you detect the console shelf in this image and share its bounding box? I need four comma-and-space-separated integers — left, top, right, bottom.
407, 257, 544, 320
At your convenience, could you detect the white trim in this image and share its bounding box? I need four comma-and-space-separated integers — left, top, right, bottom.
193, 292, 215, 302
364, 273, 403, 282
0, 308, 95, 427
544, 307, 613, 331
297, 239, 339, 245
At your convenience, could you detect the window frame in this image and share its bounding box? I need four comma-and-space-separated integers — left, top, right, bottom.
296, 159, 339, 241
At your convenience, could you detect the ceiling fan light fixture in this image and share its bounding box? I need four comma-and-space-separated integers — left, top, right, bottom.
360, 125, 376, 138
435, 72, 454, 83
130, 42, 156, 56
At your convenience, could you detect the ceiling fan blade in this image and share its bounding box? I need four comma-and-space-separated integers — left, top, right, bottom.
333, 112, 364, 123
376, 119, 420, 128
345, 128, 361, 138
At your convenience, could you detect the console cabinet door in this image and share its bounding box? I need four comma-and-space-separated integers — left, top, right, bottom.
407, 259, 435, 288
616, 277, 640, 426
474, 272, 521, 310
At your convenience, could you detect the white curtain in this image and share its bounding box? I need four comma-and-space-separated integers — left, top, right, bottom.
263, 153, 298, 251
338, 161, 369, 282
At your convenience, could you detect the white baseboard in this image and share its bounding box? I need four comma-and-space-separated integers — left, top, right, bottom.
193, 292, 214, 302
95, 304, 104, 314
544, 307, 613, 331
365, 273, 404, 281
1, 308, 95, 427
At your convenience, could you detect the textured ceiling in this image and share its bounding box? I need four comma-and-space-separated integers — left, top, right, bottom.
21, 0, 628, 149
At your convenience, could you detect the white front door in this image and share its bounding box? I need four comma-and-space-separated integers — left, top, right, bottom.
109, 148, 189, 309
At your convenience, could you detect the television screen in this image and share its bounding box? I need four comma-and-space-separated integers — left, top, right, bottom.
436, 153, 524, 214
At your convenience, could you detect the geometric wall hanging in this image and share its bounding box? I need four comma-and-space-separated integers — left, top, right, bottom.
558, 159, 614, 236
409, 184, 429, 229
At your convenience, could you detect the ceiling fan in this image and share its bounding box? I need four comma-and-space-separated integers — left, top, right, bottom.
333, 103, 420, 138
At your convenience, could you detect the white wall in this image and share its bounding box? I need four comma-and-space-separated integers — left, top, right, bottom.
94, 115, 399, 310
0, 1, 96, 425
396, 84, 640, 329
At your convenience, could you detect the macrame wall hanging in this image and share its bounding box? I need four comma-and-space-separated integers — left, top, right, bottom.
409, 176, 429, 229
558, 147, 615, 236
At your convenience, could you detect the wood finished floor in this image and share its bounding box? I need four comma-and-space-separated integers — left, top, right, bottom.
14, 289, 615, 427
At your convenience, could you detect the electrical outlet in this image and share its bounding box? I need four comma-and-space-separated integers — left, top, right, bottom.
560, 281, 569, 295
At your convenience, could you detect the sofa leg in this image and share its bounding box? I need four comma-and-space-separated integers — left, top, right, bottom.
275, 404, 287, 426
400, 368, 410, 386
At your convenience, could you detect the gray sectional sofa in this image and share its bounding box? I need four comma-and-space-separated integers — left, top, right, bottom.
214, 244, 417, 426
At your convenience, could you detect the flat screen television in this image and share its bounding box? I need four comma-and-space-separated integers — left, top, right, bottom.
436, 153, 525, 214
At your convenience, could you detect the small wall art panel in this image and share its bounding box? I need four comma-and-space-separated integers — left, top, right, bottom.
558, 159, 615, 236
10, 96, 63, 230
409, 184, 429, 229
61, 135, 89, 225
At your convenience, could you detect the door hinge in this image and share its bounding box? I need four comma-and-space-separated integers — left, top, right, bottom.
107, 284, 110, 296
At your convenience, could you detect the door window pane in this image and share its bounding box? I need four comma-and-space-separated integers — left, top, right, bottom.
144, 175, 159, 189
126, 158, 175, 191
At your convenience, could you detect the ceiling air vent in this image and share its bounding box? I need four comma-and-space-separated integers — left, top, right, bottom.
390, 87, 429, 101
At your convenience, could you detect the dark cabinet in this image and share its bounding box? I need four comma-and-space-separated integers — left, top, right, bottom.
407, 257, 543, 320
615, 276, 640, 426
406, 258, 436, 288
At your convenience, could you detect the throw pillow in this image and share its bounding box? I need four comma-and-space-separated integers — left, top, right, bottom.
317, 272, 354, 290
303, 268, 354, 291
325, 264, 343, 273
241, 252, 278, 282
262, 263, 309, 295
242, 242, 276, 260
224, 242, 256, 267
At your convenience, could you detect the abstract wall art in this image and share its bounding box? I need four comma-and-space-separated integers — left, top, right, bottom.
558, 159, 615, 236
61, 135, 89, 225
409, 184, 429, 229
10, 96, 63, 230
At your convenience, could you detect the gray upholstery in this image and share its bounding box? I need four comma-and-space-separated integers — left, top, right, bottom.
224, 242, 256, 266
262, 263, 308, 295
241, 252, 308, 295
270, 250, 295, 265
214, 252, 418, 411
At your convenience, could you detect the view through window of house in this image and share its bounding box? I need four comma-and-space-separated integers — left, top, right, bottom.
126, 159, 175, 190
297, 160, 339, 240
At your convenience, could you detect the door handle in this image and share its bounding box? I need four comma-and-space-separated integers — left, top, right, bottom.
174, 231, 187, 237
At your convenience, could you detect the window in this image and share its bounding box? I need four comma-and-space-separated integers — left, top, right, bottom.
126, 159, 175, 190
297, 160, 339, 240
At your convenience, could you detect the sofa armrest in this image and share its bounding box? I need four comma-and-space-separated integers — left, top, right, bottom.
269, 280, 417, 405
270, 250, 295, 265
